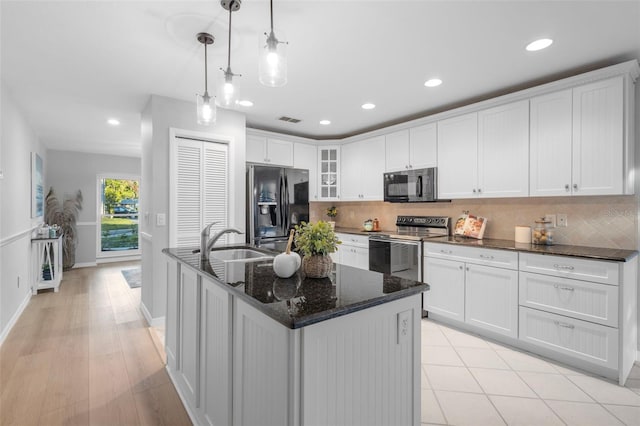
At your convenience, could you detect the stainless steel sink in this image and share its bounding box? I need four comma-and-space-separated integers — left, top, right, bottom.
209, 248, 273, 262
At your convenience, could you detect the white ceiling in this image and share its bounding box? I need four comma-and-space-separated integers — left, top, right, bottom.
2, 1, 640, 158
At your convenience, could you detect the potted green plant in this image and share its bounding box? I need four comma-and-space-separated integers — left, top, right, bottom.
294, 221, 341, 278
326, 205, 338, 229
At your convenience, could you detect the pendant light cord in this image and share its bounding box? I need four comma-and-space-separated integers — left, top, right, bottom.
270, 0, 274, 32
204, 42, 208, 93
227, 1, 233, 70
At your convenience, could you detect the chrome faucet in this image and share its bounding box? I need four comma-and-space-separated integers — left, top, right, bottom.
200, 221, 243, 261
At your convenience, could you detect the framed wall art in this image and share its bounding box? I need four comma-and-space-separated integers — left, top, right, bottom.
31, 152, 43, 218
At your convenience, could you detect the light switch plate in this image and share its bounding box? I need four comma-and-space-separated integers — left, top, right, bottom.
156, 213, 166, 227
557, 214, 568, 227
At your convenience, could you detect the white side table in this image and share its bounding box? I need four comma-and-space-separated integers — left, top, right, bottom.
31, 235, 64, 294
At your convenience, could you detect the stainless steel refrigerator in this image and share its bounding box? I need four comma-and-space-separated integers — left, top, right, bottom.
247, 165, 309, 251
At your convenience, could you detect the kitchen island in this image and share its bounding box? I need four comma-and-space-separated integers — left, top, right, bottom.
162, 246, 427, 426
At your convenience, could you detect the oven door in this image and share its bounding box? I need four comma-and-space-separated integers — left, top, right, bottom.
369, 236, 422, 281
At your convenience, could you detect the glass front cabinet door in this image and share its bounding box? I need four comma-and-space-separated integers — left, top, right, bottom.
318, 146, 340, 201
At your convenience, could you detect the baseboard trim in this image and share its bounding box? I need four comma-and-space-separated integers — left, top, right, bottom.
0, 291, 31, 347
72, 262, 97, 269
140, 301, 165, 328
97, 255, 141, 264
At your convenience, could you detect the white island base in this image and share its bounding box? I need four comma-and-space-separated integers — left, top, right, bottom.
165, 260, 423, 426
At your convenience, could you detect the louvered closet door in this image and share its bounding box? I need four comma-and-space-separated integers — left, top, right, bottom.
170, 137, 229, 249
172, 138, 203, 247
203, 143, 229, 245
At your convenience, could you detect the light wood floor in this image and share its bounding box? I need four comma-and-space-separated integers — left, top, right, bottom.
0, 261, 191, 426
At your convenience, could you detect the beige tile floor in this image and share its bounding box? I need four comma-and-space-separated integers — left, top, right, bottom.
421, 318, 640, 426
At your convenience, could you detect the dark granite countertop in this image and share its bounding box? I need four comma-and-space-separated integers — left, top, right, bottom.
332, 227, 637, 262
162, 245, 428, 329
423, 236, 638, 262
334, 226, 394, 237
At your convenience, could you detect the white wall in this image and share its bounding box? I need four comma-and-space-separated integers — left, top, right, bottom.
46, 150, 141, 266
0, 82, 47, 342
141, 95, 246, 322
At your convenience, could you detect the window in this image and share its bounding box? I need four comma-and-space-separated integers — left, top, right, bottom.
98, 176, 140, 256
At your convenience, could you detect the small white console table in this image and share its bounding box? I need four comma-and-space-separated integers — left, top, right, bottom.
31, 235, 63, 294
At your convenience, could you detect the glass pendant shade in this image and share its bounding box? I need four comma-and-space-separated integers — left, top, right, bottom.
259, 29, 287, 87
217, 70, 240, 108
196, 92, 216, 125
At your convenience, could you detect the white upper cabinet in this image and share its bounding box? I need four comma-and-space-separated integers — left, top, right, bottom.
530, 77, 626, 197
530, 89, 573, 196
341, 136, 385, 201
294, 143, 318, 201
438, 101, 529, 199
437, 112, 478, 199
477, 99, 529, 198
246, 134, 293, 166
572, 76, 624, 196
385, 124, 437, 172
318, 145, 341, 201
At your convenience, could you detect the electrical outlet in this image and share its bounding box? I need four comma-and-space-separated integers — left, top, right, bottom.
397, 310, 410, 344
557, 213, 568, 227
544, 214, 557, 227
156, 213, 166, 227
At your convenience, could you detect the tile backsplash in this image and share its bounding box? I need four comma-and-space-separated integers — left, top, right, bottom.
310, 195, 639, 250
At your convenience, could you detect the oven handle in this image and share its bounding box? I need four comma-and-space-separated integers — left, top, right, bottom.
368, 236, 421, 246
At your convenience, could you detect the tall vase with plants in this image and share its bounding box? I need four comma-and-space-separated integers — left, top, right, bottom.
294, 221, 341, 278
326, 205, 337, 229
45, 188, 83, 270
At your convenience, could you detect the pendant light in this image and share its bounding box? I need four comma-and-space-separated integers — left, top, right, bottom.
196, 32, 216, 125
218, 0, 242, 108
259, 0, 288, 87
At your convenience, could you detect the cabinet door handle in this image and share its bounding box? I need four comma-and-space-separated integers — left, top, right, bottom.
573, 183, 578, 191
466, 267, 470, 271
459, 265, 463, 270
479, 254, 494, 260
565, 184, 570, 192
554, 320, 575, 329
472, 189, 477, 193
553, 264, 575, 271
477, 188, 482, 193
554, 284, 575, 291
409, 164, 413, 169
405, 165, 409, 169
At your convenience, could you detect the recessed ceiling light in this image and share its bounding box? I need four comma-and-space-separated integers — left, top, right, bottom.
107, 118, 120, 126
526, 38, 553, 52
361, 103, 376, 110
424, 78, 442, 87
238, 100, 254, 107
319, 120, 331, 125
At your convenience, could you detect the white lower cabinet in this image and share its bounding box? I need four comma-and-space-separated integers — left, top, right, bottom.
423, 257, 465, 321
423, 243, 518, 338
465, 264, 518, 338
519, 306, 619, 370
423, 243, 637, 384
335, 233, 369, 270
165, 257, 179, 372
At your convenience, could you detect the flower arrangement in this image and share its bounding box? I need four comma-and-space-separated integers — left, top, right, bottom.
326, 205, 337, 219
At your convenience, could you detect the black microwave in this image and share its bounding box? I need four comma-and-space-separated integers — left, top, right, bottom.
383, 167, 437, 203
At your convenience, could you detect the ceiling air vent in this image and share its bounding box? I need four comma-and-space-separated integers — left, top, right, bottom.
278, 116, 302, 123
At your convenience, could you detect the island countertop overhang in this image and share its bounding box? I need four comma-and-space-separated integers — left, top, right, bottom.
162, 245, 428, 329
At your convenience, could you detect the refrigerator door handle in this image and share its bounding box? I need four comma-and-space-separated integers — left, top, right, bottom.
278, 172, 285, 230
284, 174, 290, 232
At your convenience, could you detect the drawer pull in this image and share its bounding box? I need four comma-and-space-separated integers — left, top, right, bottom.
553, 284, 575, 292
554, 320, 575, 329
440, 249, 452, 254
479, 254, 494, 260
553, 264, 575, 271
